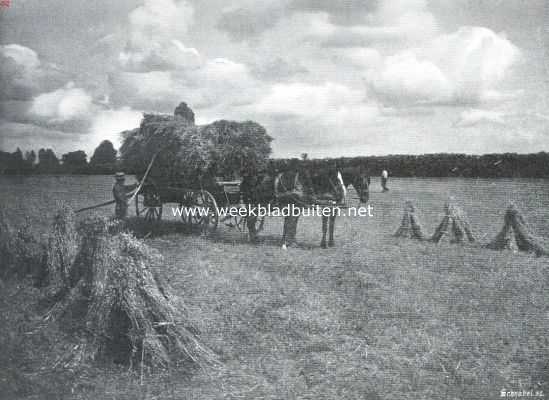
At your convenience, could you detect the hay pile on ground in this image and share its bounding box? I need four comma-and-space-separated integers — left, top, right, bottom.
431, 201, 475, 244
120, 102, 272, 184
46, 206, 79, 296
394, 201, 425, 240
0, 211, 44, 281
47, 215, 216, 370
487, 204, 548, 256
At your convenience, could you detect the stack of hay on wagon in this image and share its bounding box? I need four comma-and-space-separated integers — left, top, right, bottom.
119, 102, 273, 186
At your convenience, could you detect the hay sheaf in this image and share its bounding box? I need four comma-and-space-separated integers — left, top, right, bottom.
48, 216, 216, 370
487, 204, 548, 256
0, 210, 45, 280
119, 103, 272, 184
394, 201, 425, 240
431, 201, 475, 244
46, 205, 79, 295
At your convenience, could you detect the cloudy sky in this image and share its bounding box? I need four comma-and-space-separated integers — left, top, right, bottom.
1, 0, 548, 158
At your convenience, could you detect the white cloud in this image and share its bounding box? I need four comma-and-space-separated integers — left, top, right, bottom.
427, 27, 521, 102
119, 39, 202, 72
455, 109, 505, 127
29, 82, 93, 122
89, 107, 142, 150
319, 0, 439, 47
370, 51, 452, 104
0, 120, 84, 154
110, 0, 261, 114
216, 1, 291, 41
255, 82, 366, 117
1, 44, 40, 70
337, 48, 383, 70
110, 57, 260, 113
369, 27, 521, 105
2, 1, 547, 158
128, 0, 194, 43
120, 0, 198, 72
252, 81, 379, 151
0, 44, 66, 101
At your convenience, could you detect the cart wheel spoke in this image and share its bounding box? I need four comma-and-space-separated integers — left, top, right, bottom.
197, 190, 218, 234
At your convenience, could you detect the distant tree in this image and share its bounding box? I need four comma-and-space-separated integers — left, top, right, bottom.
25, 150, 36, 165
62, 150, 88, 173
37, 148, 60, 173
22, 150, 36, 173
0, 151, 10, 173
13, 147, 23, 164
301, 153, 308, 161
5, 148, 26, 173
90, 140, 117, 166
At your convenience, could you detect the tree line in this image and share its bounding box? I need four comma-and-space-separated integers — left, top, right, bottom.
275, 152, 549, 178
0, 140, 119, 175
1, 141, 549, 178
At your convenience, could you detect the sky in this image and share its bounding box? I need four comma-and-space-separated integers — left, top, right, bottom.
0, 0, 548, 158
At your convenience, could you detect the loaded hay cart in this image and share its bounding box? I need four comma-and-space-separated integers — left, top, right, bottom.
120, 103, 272, 234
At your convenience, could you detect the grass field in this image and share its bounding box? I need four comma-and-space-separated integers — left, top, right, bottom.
0, 176, 548, 399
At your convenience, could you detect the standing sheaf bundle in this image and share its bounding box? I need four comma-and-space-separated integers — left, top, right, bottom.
394, 201, 425, 240
487, 204, 548, 256
46, 205, 79, 296
431, 201, 475, 244
47, 216, 216, 370
0, 210, 44, 280
119, 102, 272, 185
0, 210, 17, 278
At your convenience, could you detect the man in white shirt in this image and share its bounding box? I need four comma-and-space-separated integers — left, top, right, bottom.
381, 170, 389, 192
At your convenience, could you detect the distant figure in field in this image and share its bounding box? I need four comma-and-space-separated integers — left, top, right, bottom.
113, 172, 137, 219
381, 170, 389, 192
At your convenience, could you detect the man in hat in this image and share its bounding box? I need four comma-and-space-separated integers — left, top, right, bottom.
113, 172, 137, 219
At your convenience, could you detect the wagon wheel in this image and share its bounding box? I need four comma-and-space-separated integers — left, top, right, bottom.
144, 206, 162, 222
135, 186, 163, 222
194, 190, 219, 233
178, 191, 202, 226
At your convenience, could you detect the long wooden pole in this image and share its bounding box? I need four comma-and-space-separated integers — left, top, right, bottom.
75, 199, 116, 213
127, 152, 158, 204
75, 152, 159, 214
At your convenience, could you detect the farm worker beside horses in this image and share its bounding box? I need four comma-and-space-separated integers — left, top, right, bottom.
275, 159, 303, 248
113, 172, 137, 219
381, 169, 389, 192
240, 165, 261, 243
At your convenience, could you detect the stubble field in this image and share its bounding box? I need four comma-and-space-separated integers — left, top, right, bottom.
1, 176, 548, 399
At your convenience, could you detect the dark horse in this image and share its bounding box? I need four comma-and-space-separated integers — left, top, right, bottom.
258, 164, 370, 248
307, 165, 370, 248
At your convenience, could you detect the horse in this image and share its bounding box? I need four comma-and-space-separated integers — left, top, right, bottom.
268, 164, 370, 249
305, 165, 370, 248
339, 166, 371, 204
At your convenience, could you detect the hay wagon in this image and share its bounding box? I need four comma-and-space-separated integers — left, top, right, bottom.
121, 103, 272, 235
134, 176, 265, 234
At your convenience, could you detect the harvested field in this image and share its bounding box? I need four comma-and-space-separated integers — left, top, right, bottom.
1, 175, 548, 399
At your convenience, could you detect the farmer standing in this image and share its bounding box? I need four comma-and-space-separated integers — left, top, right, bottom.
381, 169, 389, 192
113, 172, 137, 219
240, 165, 260, 243
275, 160, 302, 248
